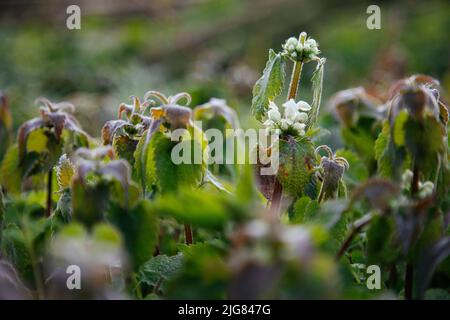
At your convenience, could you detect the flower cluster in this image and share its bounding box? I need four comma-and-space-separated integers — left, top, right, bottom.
263, 99, 311, 136
282, 32, 320, 62
401, 169, 435, 198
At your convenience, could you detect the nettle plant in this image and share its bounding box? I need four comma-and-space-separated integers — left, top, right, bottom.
0, 32, 449, 300
251, 32, 344, 216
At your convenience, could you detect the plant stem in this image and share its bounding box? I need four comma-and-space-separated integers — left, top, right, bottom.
184, 223, 193, 245
268, 60, 304, 219
46, 169, 52, 217
269, 179, 283, 219
317, 182, 325, 203
287, 60, 303, 100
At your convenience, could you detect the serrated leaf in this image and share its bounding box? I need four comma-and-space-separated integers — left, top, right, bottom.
138, 254, 183, 288
306, 58, 326, 129
251, 49, 285, 121
56, 154, 74, 190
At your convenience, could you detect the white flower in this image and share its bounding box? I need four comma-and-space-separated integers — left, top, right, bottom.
283, 99, 299, 120
263, 119, 275, 127
292, 122, 306, 132
267, 108, 281, 122
280, 118, 290, 130
297, 100, 311, 111
296, 43, 303, 52
296, 112, 308, 123
305, 38, 317, 48
285, 37, 298, 48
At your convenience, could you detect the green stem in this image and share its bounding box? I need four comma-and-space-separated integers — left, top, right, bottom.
287, 60, 303, 100
268, 60, 304, 219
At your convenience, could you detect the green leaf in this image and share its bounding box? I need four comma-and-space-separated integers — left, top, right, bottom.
277, 137, 315, 198
251, 49, 285, 121
415, 237, 450, 299
393, 110, 408, 146
0, 144, 22, 195
56, 154, 74, 190
138, 254, 183, 288
290, 196, 320, 223
306, 58, 326, 130
108, 199, 159, 270
151, 188, 230, 230
335, 149, 368, 186
145, 131, 204, 194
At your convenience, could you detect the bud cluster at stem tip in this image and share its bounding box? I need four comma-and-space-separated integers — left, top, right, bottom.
282, 32, 320, 62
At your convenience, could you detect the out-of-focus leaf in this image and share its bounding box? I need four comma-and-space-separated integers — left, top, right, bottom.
335, 149, 368, 186
415, 237, 450, 299
251, 49, 285, 121
108, 199, 159, 270
0, 144, 22, 194
0, 260, 32, 299
138, 254, 183, 288
151, 188, 230, 230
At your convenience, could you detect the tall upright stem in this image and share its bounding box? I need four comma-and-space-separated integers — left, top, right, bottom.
269, 60, 304, 219
287, 61, 303, 100
46, 169, 52, 217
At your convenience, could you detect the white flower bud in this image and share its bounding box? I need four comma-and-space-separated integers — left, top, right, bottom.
268, 108, 281, 122
280, 119, 290, 130
297, 100, 311, 111
296, 112, 308, 123
292, 122, 306, 132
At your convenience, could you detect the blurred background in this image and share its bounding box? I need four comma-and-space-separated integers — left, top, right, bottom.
0, 0, 449, 139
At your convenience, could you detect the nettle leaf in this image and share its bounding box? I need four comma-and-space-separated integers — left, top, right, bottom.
138, 254, 183, 288
306, 58, 326, 130
0, 144, 22, 194
403, 115, 445, 177
151, 188, 230, 230
290, 196, 319, 224
335, 149, 368, 186
56, 154, 74, 190
277, 136, 316, 198
145, 131, 204, 194
251, 49, 285, 121
108, 199, 159, 270
113, 135, 139, 167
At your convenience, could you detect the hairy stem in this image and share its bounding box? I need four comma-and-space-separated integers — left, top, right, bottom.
287, 60, 303, 100
184, 223, 193, 245
268, 60, 304, 219
46, 169, 52, 217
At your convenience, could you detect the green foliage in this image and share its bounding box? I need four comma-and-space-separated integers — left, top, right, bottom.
108, 199, 159, 270
251, 49, 285, 121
